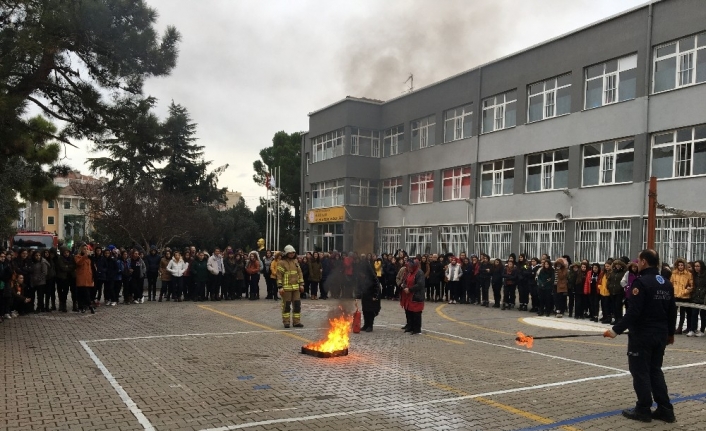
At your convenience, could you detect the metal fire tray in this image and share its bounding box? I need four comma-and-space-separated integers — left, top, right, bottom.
301, 346, 349, 358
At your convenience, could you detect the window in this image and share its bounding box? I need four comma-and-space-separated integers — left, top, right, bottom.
582, 139, 634, 186
47, 200, 55, 209
475, 224, 512, 259
645, 217, 706, 264
306, 152, 310, 175
382, 178, 403, 207
438, 226, 468, 256
410, 172, 434, 204
311, 180, 344, 208
526, 149, 569, 192
576, 220, 631, 263
379, 228, 401, 254
482, 90, 517, 133
653, 33, 706, 93
519, 222, 565, 259
63, 201, 71, 209
585, 54, 637, 109
651, 125, 706, 179
350, 128, 381, 157
480, 159, 514, 197
405, 227, 432, 255
383, 125, 403, 157
47, 216, 55, 225
305, 192, 310, 212
79, 201, 86, 210
411, 115, 436, 150
443, 104, 473, 142
313, 223, 344, 252
349, 179, 378, 206
312, 129, 345, 163
528, 74, 572, 122
442, 167, 471, 201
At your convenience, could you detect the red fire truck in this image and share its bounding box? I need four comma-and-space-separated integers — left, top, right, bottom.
10, 231, 59, 250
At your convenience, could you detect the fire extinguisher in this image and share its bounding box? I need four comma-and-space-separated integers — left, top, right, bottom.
353, 299, 361, 333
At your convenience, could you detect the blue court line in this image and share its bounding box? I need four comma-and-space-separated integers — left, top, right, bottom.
513, 392, 706, 431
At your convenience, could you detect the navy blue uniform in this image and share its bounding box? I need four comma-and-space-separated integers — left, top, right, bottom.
612, 266, 677, 415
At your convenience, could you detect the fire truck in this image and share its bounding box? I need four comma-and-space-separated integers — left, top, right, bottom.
10, 231, 59, 250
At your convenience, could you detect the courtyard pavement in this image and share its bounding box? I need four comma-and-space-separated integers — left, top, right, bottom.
2, 282, 705, 431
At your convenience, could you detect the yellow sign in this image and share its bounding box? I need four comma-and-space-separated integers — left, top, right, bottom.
307, 207, 345, 224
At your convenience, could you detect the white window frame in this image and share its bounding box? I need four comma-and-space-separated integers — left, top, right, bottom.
474, 224, 512, 260
311, 180, 344, 209
47, 216, 55, 225
349, 179, 377, 207
441, 166, 471, 201
525, 149, 569, 192
405, 227, 432, 256
306, 152, 310, 175
443, 104, 473, 142
651, 125, 706, 179
379, 228, 401, 255
645, 217, 706, 264
584, 54, 638, 109
519, 222, 565, 259
582, 139, 635, 187
312, 129, 345, 163
652, 32, 706, 93
438, 225, 469, 256
411, 115, 436, 150
350, 128, 381, 158
304, 192, 310, 212
575, 220, 631, 263
480, 159, 515, 197
527, 74, 572, 123
383, 125, 403, 157
382, 178, 403, 207
482, 90, 517, 133
410, 172, 434, 205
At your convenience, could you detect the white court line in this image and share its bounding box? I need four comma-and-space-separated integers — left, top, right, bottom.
86, 328, 328, 343
80, 341, 155, 431
423, 328, 629, 373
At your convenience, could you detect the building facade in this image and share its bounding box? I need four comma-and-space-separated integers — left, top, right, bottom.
300, 0, 706, 264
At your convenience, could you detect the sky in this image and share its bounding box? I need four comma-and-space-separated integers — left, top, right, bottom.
62, 0, 648, 209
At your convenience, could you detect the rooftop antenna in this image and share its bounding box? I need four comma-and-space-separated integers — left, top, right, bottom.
404, 73, 414, 93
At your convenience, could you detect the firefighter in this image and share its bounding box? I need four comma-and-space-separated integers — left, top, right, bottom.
277, 245, 304, 328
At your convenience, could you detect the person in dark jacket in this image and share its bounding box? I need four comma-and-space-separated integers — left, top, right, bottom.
491, 258, 504, 308
43, 249, 57, 311
0, 250, 13, 320
608, 259, 628, 324
300, 256, 310, 299
502, 260, 519, 310
689, 260, 706, 335
55, 247, 76, 312
308, 252, 322, 300
383, 255, 399, 300
144, 247, 161, 301
359, 259, 381, 332
517, 254, 532, 311
604, 249, 677, 424
29, 250, 49, 313
477, 254, 492, 307
536, 260, 555, 316
98, 249, 119, 306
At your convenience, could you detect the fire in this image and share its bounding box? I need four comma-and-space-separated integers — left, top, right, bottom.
303, 313, 353, 353
515, 331, 534, 349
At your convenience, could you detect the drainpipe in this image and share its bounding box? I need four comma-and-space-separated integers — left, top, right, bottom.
641, 1, 654, 253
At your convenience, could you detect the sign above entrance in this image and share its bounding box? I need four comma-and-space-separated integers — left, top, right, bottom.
307, 207, 345, 224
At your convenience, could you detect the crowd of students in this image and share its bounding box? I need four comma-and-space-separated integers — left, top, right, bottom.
1, 245, 704, 338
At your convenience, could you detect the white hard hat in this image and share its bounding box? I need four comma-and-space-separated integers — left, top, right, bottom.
284, 245, 296, 254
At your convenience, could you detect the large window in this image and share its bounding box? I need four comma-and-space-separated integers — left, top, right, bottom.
410, 172, 434, 204
528, 74, 572, 123
653, 32, 706, 93
306, 152, 310, 175
305, 192, 310, 211
442, 167, 471, 201
645, 217, 706, 264
480, 159, 514, 197
411, 115, 436, 151
350, 128, 381, 157
63, 200, 71, 209
482, 90, 517, 133
311, 180, 344, 208
349, 179, 378, 206
443, 104, 473, 142
382, 178, 403, 207
651, 125, 706, 179
379, 228, 401, 254
383, 125, 403, 157
585, 54, 637, 109
312, 129, 345, 163
575, 220, 631, 263
582, 139, 635, 186
526, 149, 569, 192
474, 224, 512, 259
519, 222, 565, 259
438, 226, 468, 256
313, 223, 344, 253
406, 227, 432, 255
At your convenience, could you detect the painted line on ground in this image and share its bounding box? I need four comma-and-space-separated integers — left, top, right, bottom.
423, 334, 466, 344
86, 328, 327, 343
197, 305, 312, 343
512, 391, 706, 431
79, 341, 155, 431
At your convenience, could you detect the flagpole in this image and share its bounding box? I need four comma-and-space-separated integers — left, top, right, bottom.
265, 177, 270, 250
276, 166, 281, 252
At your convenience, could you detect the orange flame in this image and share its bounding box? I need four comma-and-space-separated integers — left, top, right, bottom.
515, 331, 534, 349
303, 313, 353, 353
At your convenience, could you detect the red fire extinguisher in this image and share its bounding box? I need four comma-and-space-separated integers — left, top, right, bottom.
352, 299, 361, 333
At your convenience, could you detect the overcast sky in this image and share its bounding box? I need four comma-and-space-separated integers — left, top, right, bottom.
63, 0, 647, 209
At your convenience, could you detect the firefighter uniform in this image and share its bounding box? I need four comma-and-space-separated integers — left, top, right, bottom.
277, 245, 304, 328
